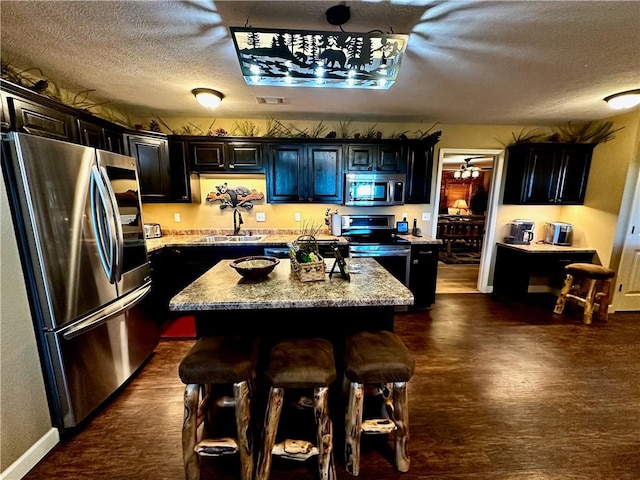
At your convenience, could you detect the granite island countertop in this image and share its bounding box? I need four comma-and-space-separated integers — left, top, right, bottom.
169, 257, 414, 312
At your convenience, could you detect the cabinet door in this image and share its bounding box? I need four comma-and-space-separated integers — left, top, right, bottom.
103, 127, 124, 154
268, 144, 305, 202
191, 141, 225, 171
377, 144, 403, 171
168, 140, 198, 203
125, 133, 170, 202
522, 146, 561, 203
0, 92, 9, 131
405, 141, 434, 203
347, 145, 375, 171
409, 245, 439, 307
225, 141, 263, 171
557, 145, 593, 204
9, 97, 77, 142
306, 144, 343, 203
77, 118, 104, 149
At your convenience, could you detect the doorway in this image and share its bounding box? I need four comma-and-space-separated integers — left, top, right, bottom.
433, 148, 506, 293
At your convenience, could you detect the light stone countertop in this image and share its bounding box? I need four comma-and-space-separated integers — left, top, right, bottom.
145, 231, 441, 253
496, 242, 596, 254
169, 257, 414, 311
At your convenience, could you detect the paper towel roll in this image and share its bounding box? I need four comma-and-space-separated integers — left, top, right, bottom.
331, 213, 342, 236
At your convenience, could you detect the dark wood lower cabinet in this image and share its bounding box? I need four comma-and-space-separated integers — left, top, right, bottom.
409, 244, 439, 307
148, 245, 264, 324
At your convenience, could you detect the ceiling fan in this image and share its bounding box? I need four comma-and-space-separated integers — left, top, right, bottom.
454, 156, 484, 179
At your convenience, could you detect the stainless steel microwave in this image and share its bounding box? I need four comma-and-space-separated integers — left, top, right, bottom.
344, 173, 406, 206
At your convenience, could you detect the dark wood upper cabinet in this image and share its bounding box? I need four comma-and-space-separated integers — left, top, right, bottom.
225, 141, 263, 171
9, 96, 77, 142
346, 142, 403, 172
125, 132, 171, 203
503, 143, 595, 205
405, 140, 436, 204
181, 137, 264, 172
268, 142, 343, 203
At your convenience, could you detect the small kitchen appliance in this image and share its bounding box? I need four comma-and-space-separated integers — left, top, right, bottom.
504, 219, 535, 245
543, 222, 573, 246
144, 223, 162, 239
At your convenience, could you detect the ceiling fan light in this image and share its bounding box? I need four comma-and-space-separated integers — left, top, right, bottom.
192, 88, 224, 108
604, 89, 640, 110
472, 169, 480, 178
454, 170, 461, 179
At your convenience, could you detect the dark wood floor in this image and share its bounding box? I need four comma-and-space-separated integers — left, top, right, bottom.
24, 294, 640, 479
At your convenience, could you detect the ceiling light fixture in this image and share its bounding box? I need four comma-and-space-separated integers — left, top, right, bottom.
453, 157, 482, 180
192, 88, 224, 108
603, 89, 640, 110
230, 7, 408, 90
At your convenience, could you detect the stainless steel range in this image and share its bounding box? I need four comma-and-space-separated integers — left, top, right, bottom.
341, 214, 411, 286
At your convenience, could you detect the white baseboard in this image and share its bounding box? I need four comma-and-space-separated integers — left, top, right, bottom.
0, 428, 59, 480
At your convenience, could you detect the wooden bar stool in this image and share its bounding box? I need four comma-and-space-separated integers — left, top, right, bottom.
343, 330, 416, 476
256, 338, 337, 480
178, 335, 260, 480
554, 263, 616, 324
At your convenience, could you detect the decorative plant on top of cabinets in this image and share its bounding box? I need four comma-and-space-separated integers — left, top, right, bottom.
503, 120, 624, 147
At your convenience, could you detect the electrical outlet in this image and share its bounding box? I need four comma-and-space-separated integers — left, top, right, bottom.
173, 213, 181, 222
256, 212, 266, 222
401, 212, 408, 220
422, 212, 431, 221
294, 212, 301, 222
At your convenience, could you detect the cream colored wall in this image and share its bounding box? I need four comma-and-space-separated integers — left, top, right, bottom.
561, 110, 640, 268
1, 177, 53, 471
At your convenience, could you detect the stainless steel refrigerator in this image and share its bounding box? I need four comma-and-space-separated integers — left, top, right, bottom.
1, 132, 158, 431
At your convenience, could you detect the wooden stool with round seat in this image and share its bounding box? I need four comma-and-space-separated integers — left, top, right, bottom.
553, 263, 616, 324
343, 330, 416, 476
256, 337, 337, 480
178, 335, 260, 480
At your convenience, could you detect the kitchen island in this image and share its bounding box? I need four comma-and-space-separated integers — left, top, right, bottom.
169, 257, 414, 337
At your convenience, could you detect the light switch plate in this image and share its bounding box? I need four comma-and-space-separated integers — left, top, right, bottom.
422, 212, 431, 221
256, 212, 266, 222
294, 212, 301, 222
174, 213, 181, 222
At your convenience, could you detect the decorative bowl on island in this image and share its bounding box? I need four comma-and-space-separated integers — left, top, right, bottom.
230, 256, 280, 279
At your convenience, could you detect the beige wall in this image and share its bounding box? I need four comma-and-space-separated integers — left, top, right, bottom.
1, 177, 52, 472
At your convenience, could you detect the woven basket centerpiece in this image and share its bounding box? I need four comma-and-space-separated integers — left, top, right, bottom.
289, 235, 326, 282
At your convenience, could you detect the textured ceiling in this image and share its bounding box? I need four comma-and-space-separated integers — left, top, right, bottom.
1, 1, 639, 125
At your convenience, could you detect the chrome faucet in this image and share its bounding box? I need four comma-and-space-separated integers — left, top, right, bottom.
233, 209, 243, 235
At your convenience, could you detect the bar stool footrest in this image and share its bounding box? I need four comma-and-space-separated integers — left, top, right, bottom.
272, 439, 319, 461
195, 437, 238, 457
362, 418, 397, 434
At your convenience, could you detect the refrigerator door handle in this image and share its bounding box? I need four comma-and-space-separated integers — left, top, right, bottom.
62, 282, 151, 340
90, 165, 115, 281
98, 165, 125, 284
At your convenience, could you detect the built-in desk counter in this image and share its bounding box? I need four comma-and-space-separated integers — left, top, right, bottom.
493, 242, 597, 300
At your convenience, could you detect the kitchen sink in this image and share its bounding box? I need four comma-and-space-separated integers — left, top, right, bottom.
196, 235, 265, 243
226, 235, 265, 242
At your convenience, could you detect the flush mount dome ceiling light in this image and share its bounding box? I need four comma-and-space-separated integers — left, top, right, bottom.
192, 88, 224, 108
229, 5, 408, 90
603, 89, 640, 110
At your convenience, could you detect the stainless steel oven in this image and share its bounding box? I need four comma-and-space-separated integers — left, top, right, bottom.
341, 214, 411, 286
